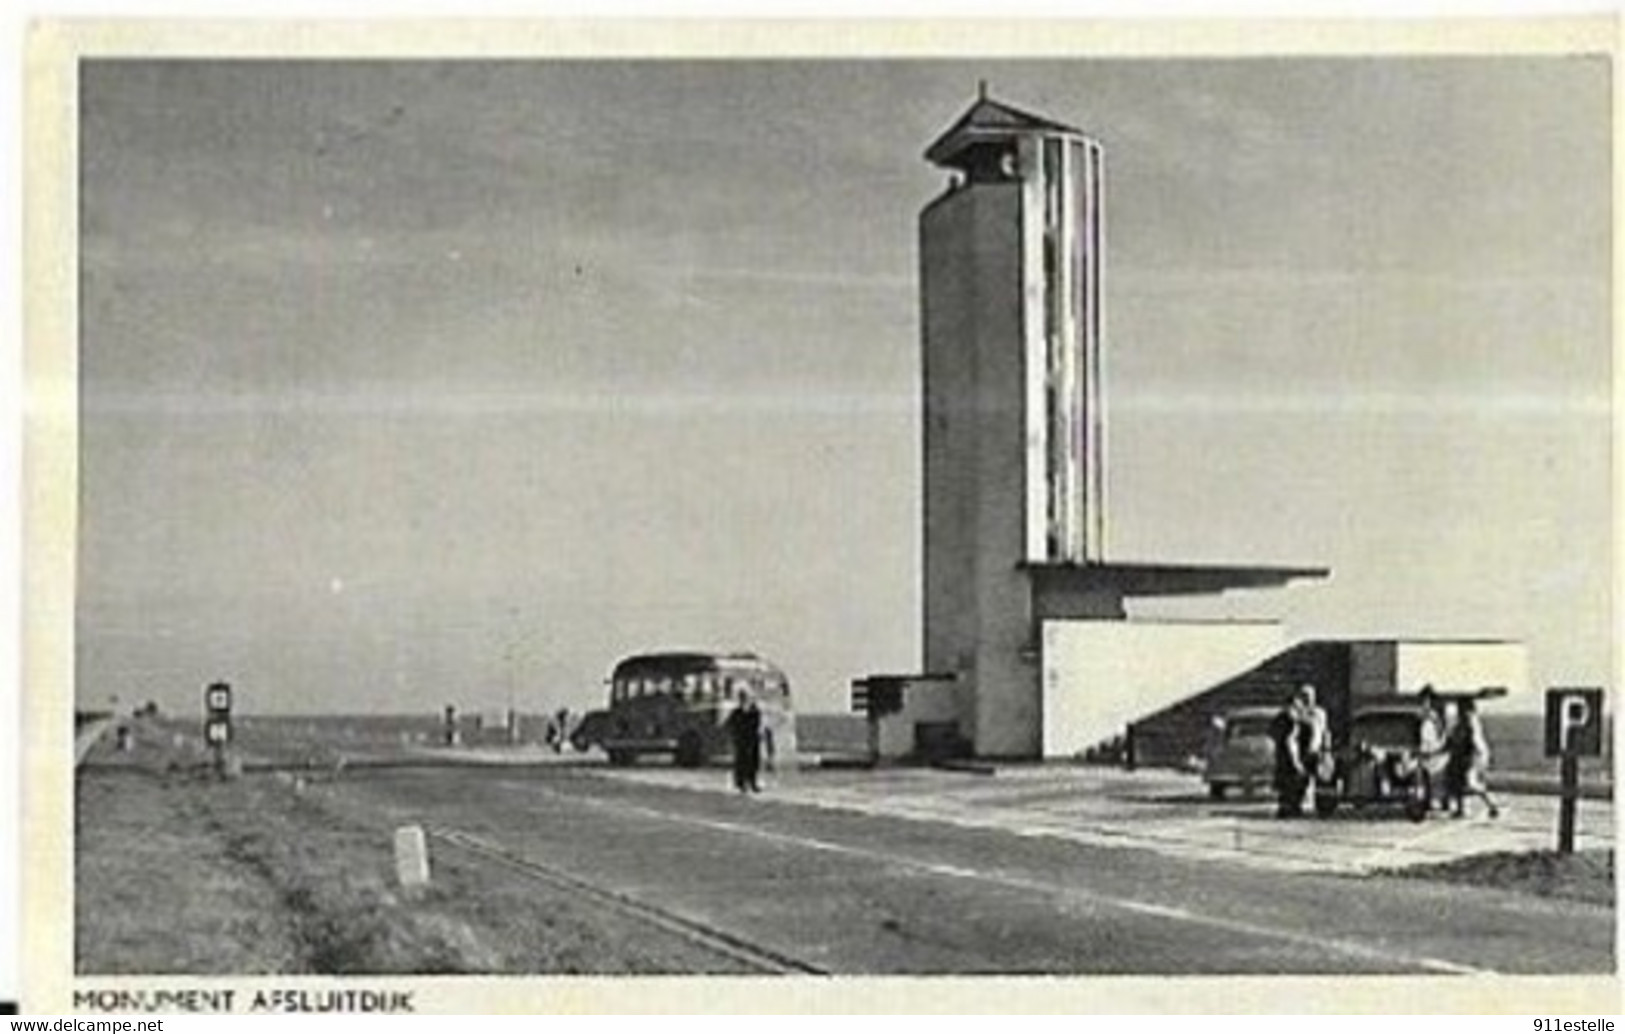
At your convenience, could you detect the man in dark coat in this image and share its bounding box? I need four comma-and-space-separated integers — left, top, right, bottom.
1270, 699, 1305, 818
725, 692, 763, 793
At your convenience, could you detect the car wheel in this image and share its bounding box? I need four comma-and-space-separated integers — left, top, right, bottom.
569, 731, 590, 753
1404, 774, 1431, 822
1314, 788, 1339, 817
1208, 783, 1227, 800
607, 748, 635, 767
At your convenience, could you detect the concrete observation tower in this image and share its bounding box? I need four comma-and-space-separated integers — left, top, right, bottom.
919, 89, 1329, 758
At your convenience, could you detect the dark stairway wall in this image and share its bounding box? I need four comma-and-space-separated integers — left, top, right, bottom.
1128, 641, 1353, 768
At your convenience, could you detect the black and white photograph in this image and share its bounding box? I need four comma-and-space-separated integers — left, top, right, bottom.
26, 20, 1618, 1013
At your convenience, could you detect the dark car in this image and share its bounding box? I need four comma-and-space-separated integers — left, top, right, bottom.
1318, 702, 1448, 821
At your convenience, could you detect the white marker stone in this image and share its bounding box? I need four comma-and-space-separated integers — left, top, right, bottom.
394, 825, 431, 890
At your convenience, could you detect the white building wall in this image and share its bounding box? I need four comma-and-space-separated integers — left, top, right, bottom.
1041, 619, 1287, 757
1394, 642, 1530, 701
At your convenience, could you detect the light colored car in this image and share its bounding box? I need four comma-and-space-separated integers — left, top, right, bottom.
1204, 706, 1279, 799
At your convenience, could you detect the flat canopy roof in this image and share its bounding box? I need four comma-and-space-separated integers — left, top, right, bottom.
1020, 559, 1330, 598
853, 672, 958, 688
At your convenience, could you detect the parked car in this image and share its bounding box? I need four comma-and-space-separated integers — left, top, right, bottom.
1317, 702, 1448, 821
1203, 706, 1279, 799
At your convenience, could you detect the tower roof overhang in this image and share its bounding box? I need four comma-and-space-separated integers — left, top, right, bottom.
1019, 560, 1330, 599
924, 95, 1091, 169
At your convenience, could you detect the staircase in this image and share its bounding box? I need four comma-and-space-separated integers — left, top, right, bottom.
1127, 641, 1354, 768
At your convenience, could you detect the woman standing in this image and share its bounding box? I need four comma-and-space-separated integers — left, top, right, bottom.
1447, 698, 1502, 819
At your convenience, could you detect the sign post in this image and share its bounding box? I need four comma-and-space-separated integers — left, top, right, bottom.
204, 681, 233, 779
1543, 687, 1604, 855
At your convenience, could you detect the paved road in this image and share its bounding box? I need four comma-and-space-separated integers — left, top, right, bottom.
318, 763, 1614, 975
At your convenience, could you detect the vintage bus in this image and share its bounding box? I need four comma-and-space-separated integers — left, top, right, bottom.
570, 651, 796, 767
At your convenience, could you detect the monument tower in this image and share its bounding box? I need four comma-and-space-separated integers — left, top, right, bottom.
920, 90, 1327, 757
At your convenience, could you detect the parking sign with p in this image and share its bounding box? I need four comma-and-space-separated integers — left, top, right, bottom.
1544, 687, 1603, 757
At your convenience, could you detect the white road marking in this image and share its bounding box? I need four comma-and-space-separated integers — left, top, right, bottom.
591, 766, 1613, 878
495, 780, 1496, 976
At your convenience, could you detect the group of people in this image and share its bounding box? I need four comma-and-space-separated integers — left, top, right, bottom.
1269, 684, 1331, 818
1420, 686, 1502, 820
1270, 682, 1501, 820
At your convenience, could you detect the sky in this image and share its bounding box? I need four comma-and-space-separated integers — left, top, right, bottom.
75, 56, 1611, 717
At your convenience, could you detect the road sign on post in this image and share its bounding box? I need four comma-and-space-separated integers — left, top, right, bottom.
206, 682, 232, 715
1544, 687, 1604, 854
204, 681, 233, 779
1545, 688, 1603, 758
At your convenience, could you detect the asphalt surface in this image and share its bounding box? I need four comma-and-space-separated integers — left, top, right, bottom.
316, 763, 1614, 976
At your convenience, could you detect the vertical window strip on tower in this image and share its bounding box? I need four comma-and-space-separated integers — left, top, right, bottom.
1088, 140, 1106, 558
1042, 136, 1068, 561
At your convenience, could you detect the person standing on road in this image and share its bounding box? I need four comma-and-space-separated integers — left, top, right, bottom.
1270, 693, 1307, 818
553, 707, 571, 753
1416, 685, 1452, 813
1296, 684, 1331, 811
725, 690, 764, 793
1446, 698, 1501, 820
1417, 685, 1447, 744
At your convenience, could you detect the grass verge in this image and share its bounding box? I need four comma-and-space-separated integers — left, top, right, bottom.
76, 724, 757, 974
1375, 848, 1614, 907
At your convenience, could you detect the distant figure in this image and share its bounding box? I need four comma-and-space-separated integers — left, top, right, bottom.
724, 692, 764, 793
554, 708, 571, 753
1446, 698, 1501, 820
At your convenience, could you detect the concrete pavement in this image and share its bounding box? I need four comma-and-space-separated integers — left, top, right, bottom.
444, 752, 1614, 876
318, 764, 1614, 975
